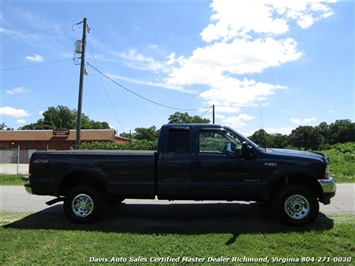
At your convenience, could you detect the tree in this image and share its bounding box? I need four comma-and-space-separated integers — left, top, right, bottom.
329, 119, 355, 144
315, 122, 329, 147
119, 126, 159, 141
20, 105, 110, 130
168, 112, 210, 124
0, 123, 13, 130
267, 133, 289, 148
42, 105, 74, 129
249, 129, 268, 147
119, 131, 132, 140
289, 126, 323, 150
134, 126, 159, 141
249, 129, 289, 148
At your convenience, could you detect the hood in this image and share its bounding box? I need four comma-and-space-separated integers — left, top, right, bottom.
270, 148, 325, 162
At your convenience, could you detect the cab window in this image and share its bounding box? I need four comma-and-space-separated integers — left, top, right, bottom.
199, 130, 242, 157
167, 129, 190, 154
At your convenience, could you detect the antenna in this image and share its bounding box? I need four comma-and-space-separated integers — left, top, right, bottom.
260, 107, 264, 130
260, 107, 266, 151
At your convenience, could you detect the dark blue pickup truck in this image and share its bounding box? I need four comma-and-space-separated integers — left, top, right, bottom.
25, 123, 336, 225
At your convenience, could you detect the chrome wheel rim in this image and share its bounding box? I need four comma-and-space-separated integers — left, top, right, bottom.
284, 194, 310, 220
72, 194, 94, 218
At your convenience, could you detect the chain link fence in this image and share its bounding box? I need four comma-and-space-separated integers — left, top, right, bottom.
0, 147, 33, 174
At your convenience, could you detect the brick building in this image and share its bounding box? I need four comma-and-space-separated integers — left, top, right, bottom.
0, 129, 131, 163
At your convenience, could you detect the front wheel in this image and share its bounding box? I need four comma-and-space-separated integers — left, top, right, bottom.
273, 185, 319, 226
64, 185, 104, 223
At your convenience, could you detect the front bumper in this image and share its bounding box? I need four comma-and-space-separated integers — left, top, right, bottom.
318, 176, 336, 204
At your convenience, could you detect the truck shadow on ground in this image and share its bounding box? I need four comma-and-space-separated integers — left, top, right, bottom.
4, 202, 334, 243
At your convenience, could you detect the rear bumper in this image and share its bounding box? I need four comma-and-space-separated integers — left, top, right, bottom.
318, 176, 336, 204
24, 182, 33, 195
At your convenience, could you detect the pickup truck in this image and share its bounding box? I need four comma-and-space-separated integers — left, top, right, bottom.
25, 123, 336, 226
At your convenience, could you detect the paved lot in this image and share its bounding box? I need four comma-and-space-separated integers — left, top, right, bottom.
0, 185, 354, 216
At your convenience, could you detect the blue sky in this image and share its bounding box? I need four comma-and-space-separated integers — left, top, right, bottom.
1, 0, 353, 137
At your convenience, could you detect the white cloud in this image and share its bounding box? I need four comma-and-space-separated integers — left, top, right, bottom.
166, 37, 302, 86
201, 0, 335, 42
291, 118, 302, 125
304, 117, 316, 123
162, 0, 334, 130
275, 0, 335, 29
291, 117, 316, 125
166, 53, 176, 66
25, 54, 44, 62
222, 113, 256, 129
115, 49, 169, 73
149, 44, 159, 50
201, 1, 289, 42
97, 0, 334, 131
16, 119, 26, 124
5, 87, 31, 95
200, 78, 286, 114
0, 106, 30, 117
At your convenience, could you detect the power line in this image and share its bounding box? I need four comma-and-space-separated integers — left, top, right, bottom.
1, 59, 72, 71
1, 24, 74, 38
200, 106, 212, 117
87, 62, 209, 112
87, 39, 125, 133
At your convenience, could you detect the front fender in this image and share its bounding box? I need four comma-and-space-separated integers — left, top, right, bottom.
260, 167, 321, 202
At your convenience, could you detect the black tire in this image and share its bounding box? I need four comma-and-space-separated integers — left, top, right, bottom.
273, 185, 319, 226
64, 185, 104, 223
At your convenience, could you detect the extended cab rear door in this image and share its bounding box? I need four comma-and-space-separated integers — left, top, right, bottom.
158, 126, 192, 198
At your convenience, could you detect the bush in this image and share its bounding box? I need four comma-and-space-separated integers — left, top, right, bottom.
81, 140, 158, 150
319, 142, 355, 183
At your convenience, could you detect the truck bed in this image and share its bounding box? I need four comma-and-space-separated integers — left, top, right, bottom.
30, 150, 157, 198
33, 150, 156, 156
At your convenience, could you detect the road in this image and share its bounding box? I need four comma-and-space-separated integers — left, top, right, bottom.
0, 184, 354, 216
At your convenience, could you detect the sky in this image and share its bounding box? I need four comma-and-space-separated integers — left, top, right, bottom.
1, 0, 354, 137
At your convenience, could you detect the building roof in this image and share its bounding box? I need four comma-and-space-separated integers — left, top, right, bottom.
0, 129, 115, 142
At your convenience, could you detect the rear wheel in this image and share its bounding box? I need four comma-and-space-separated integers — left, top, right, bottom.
273, 185, 319, 226
64, 185, 104, 223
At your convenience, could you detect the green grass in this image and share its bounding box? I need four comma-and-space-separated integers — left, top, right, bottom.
0, 174, 27, 186
1, 212, 354, 265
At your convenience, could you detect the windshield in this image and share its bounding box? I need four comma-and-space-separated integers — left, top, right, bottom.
222, 126, 271, 152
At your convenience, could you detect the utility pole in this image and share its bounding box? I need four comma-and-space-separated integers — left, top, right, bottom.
75, 18, 88, 150
212, 105, 215, 124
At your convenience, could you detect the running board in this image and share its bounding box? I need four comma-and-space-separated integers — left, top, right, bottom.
46, 197, 64, 206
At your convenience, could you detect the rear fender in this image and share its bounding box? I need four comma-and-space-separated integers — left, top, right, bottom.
57, 164, 109, 196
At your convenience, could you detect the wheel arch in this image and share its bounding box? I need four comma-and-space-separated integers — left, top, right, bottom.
267, 173, 323, 202
58, 165, 108, 196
